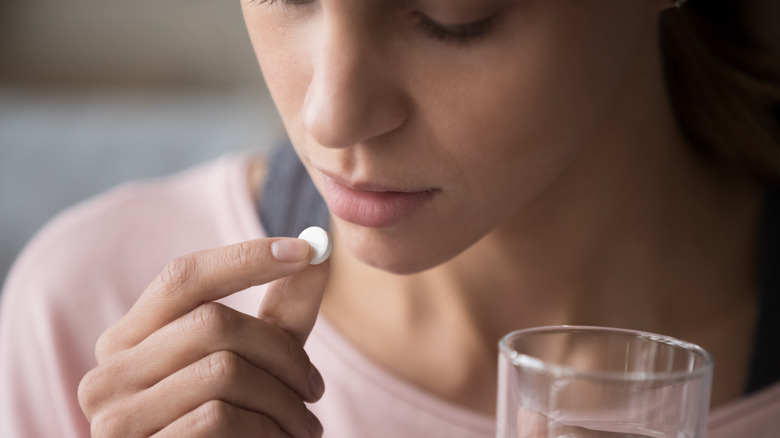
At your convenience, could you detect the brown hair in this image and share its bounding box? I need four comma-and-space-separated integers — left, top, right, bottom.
660, 0, 780, 182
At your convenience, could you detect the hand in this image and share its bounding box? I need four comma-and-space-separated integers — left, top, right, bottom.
78, 238, 329, 437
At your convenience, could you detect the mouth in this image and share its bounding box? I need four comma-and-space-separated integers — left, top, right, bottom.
318, 171, 439, 229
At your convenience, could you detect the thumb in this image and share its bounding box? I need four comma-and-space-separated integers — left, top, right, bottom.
257, 259, 330, 344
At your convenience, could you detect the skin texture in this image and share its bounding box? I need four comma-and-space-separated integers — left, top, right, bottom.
79, 0, 763, 436
243, 0, 760, 412
78, 239, 329, 437
244, 0, 658, 274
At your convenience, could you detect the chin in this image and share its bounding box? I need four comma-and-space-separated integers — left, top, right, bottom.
353, 247, 438, 275
334, 220, 473, 275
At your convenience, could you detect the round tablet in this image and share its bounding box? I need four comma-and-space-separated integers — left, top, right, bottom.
297, 226, 333, 265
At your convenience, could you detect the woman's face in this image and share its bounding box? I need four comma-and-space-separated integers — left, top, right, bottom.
242, 0, 659, 274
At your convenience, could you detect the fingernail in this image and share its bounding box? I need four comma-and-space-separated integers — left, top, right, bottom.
308, 364, 325, 399
270, 239, 309, 262
307, 410, 323, 437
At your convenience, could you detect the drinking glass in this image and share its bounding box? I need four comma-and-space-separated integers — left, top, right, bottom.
496, 326, 714, 438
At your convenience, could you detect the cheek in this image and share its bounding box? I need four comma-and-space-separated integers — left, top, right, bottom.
242, 10, 312, 144
418, 2, 647, 209
240, 2, 650, 273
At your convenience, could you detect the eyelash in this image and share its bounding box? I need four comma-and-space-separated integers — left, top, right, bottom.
254, 0, 310, 6
415, 13, 496, 45
254, 0, 495, 46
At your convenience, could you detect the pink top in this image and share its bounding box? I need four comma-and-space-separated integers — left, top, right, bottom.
1, 154, 778, 437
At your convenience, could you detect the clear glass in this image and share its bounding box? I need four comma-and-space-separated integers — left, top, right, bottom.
497, 326, 714, 438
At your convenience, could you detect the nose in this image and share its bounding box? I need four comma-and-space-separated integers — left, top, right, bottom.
303, 13, 409, 148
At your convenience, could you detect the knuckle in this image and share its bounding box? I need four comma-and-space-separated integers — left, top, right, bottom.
89, 415, 111, 438
187, 302, 233, 335
89, 409, 127, 438
191, 400, 232, 434
84, 384, 148, 438
78, 362, 127, 422
196, 350, 240, 383
230, 240, 264, 271
93, 333, 111, 363
281, 331, 307, 374
282, 385, 308, 422
94, 328, 121, 364
77, 368, 99, 415
159, 254, 198, 292
77, 364, 113, 415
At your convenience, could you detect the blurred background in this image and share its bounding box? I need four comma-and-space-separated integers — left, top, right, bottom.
0, 0, 283, 286
1, 1, 780, 288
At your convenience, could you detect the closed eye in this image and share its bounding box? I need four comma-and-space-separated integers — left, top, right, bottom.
415, 12, 496, 45
253, 0, 313, 6
253, 0, 497, 46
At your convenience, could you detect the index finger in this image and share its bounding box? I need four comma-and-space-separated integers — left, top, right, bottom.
97, 238, 313, 361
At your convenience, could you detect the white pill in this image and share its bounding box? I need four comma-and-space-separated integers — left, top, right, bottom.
297, 226, 333, 265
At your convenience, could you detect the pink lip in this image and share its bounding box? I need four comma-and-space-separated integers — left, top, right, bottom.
319, 172, 437, 229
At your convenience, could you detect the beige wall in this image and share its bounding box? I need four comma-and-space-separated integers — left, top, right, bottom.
2, 1, 778, 91
0, 0, 263, 89
0, 1, 280, 287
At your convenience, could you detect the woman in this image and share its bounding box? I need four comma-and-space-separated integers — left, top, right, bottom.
1, 0, 778, 436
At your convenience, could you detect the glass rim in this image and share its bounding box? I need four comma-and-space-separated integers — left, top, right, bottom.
499, 325, 715, 382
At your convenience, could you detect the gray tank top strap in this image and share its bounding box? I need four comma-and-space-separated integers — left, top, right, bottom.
258, 144, 330, 237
